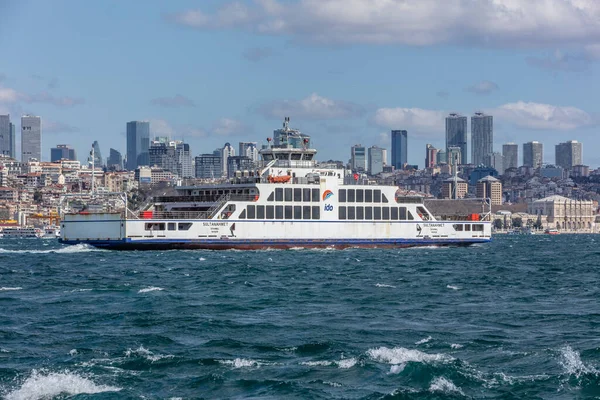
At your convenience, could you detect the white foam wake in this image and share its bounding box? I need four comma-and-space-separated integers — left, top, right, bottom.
0, 244, 100, 254
5, 369, 120, 400
429, 376, 464, 395
560, 345, 598, 378
137, 287, 164, 293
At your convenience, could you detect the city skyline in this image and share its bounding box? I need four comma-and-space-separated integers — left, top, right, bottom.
0, 1, 598, 166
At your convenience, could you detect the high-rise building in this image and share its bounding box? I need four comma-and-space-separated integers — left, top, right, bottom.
21, 115, 42, 162
9, 123, 15, 159
195, 154, 222, 179
436, 149, 447, 165
92, 140, 103, 167
221, 142, 235, 177
368, 146, 384, 175
523, 141, 543, 168
555, 140, 582, 170
447, 147, 462, 170
0, 115, 15, 158
351, 144, 367, 172
425, 144, 438, 168
484, 152, 504, 175
149, 140, 193, 178
50, 144, 77, 162
502, 143, 518, 171
471, 112, 493, 166
391, 130, 408, 169
227, 156, 253, 178
239, 142, 259, 163
126, 121, 150, 170
476, 175, 502, 205
107, 148, 123, 170
445, 113, 467, 164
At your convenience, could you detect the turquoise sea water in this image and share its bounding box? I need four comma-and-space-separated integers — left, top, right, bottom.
0, 235, 599, 399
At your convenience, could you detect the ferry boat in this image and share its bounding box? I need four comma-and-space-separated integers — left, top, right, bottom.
2, 226, 43, 238
59, 119, 492, 250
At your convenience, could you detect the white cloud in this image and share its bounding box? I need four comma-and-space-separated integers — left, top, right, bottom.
372, 107, 446, 137
166, 0, 600, 49
0, 87, 20, 103
150, 94, 195, 108
490, 101, 594, 130
0, 85, 83, 107
466, 80, 499, 95
258, 93, 364, 120
150, 119, 176, 137
212, 118, 248, 136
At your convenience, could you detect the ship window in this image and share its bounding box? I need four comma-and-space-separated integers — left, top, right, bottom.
145, 223, 165, 231
365, 190, 372, 202
374, 207, 381, 220
473, 224, 484, 232
347, 189, 355, 202
407, 211, 415, 220
247, 205, 256, 219
339, 189, 346, 203
312, 206, 320, 220
285, 188, 292, 202
294, 188, 302, 202
303, 188, 311, 202
365, 207, 373, 220
382, 193, 389, 203
399, 207, 407, 220
374, 190, 381, 203
302, 205, 311, 219
275, 188, 283, 201
312, 189, 319, 202
294, 206, 302, 219
356, 206, 364, 220
257, 205, 265, 219
267, 192, 274, 202
391, 207, 398, 220
339, 206, 346, 220
356, 189, 364, 202
285, 205, 293, 219
266, 205, 274, 219
178, 222, 192, 230
382, 207, 390, 220
275, 206, 283, 219
347, 206, 356, 220
168, 223, 176, 231
453, 224, 463, 231
465, 224, 471, 231
416, 206, 430, 220
239, 209, 246, 219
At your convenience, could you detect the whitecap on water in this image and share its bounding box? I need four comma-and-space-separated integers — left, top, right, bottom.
367, 346, 452, 365
559, 345, 598, 378
137, 287, 164, 293
198, 257, 206, 261
336, 358, 357, 369
125, 345, 173, 362
375, 283, 396, 288
4, 369, 120, 400
451, 343, 463, 349
415, 336, 432, 345
0, 244, 100, 254
0, 287, 22, 291
447, 285, 460, 290
429, 376, 464, 395
219, 358, 260, 368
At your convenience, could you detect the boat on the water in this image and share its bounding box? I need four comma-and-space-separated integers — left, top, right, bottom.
42, 225, 61, 239
2, 226, 43, 238
545, 228, 560, 235
59, 119, 492, 250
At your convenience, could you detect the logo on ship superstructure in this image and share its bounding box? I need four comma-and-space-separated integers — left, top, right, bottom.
322, 190, 334, 201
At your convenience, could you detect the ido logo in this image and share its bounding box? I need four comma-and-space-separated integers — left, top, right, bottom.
324, 204, 334, 212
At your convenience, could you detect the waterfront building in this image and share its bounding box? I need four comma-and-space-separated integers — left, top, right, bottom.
273, 117, 310, 149
21, 115, 42, 162
221, 142, 235, 177
484, 152, 504, 176
391, 130, 408, 169
135, 166, 175, 185
367, 146, 384, 175
471, 112, 493, 166
126, 121, 150, 171
555, 140, 582, 170
195, 154, 222, 179
502, 143, 518, 172
446, 113, 467, 164
239, 142, 259, 163
523, 141, 543, 168
351, 144, 367, 172
476, 175, 502, 205
50, 144, 77, 162
149, 140, 193, 178
528, 195, 594, 231
425, 144, 438, 169
107, 148, 123, 171
0, 115, 15, 158
441, 177, 468, 199
226, 155, 254, 178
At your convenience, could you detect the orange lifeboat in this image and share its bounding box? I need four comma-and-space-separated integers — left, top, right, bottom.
268, 175, 291, 183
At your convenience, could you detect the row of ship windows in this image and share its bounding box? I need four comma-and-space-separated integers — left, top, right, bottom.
145, 222, 193, 231
268, 188, 320, 202
338, 189, 389, 203
266, 188, 390, 203
240, 205, 321, 220
339, 206, 414, 221
453, 224, 485, 232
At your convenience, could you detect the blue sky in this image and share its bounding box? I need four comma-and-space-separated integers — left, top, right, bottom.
0, 0, 598, 167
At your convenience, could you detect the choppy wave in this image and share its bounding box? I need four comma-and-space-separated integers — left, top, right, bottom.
0, 287, 22, 291
367, 346, 451, 365
560, 345, 598, 378
137, 287, 164, 293
4, 369, 120, 400
0, 244, 99, 254
125, 346, 173, 362
300, 357, 357, 369
219, 358, 260, 368
375, 283, 396, 288
415, 336, 433, 345
429, 376, 464, 395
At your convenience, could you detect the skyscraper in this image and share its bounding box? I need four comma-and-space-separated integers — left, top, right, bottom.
368, 146, 384, 175
9, 122, 15, 159
0, 115, 13, 157
195, 154, 222, 179
239, 142, 259, 163
149, 140, 193, 178
50, 144, 77, 162
126, 121, 150, 170
221, 142, 235, 177
502, 143, 518, 171
92, 140, 103, 167
484, 152, 504, 175
471, 112, 493, 166
446, 113, 467, 164
523, 141, 543, 168
555, 140, 582, 170
391, 130, 407, 169
351, 144, 367, 172
425, 144, 438, 168
21, 115, 42, 162
107, 148, 123, 170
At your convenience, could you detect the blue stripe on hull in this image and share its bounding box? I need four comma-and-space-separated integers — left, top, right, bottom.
60, 237, 491, 250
